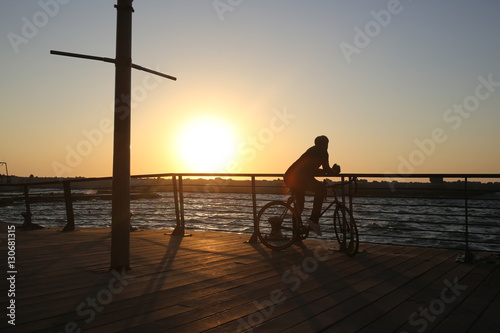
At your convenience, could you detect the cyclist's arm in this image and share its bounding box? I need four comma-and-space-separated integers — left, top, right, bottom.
329, 163, 341, 175
316, 155, 340, 176
323, 161, 341, 176
321, 152, 333, 174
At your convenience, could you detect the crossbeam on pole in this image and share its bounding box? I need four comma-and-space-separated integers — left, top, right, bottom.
50, 50, 177, 81
131, 63, 177, 81
50, 50, 114, 64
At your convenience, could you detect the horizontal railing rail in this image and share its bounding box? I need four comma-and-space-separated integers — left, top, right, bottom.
1, 173, 499, 260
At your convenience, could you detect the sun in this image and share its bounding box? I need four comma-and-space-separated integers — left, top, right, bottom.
175, 117, 237, 172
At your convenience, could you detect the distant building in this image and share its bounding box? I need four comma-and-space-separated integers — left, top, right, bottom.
430, 177, 444, 184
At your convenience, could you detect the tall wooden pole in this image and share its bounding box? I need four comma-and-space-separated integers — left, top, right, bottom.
50, 0, 175, 269
111, 0, 133, 270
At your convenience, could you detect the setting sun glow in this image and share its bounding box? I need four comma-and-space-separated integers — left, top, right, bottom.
175, 117, 237, 173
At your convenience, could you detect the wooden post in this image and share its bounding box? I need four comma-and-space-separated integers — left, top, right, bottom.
110, 0, 133, 271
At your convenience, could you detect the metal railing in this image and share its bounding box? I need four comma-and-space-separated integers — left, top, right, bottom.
1, 173, 499, 258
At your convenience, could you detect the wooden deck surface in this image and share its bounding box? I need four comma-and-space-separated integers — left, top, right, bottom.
1, 226, 498, 332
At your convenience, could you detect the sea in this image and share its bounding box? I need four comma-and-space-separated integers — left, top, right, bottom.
1, 190, 499, 252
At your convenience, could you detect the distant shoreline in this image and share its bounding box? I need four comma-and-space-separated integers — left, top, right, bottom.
1, 175, 499, 199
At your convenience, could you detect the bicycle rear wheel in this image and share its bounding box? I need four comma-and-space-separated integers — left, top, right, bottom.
333, 204, 359, 256
256, 201, 298, 250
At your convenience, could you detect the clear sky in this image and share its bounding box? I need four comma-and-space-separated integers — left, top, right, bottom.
1, 0, 499, 178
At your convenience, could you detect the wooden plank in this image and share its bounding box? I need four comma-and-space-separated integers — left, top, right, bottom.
8, 230, 288, 331
274, 248, 454, 332
467, 288, 500, 333
182, 246, 434, 332
175, 244, 430, 329
10, 232, 264, 331
1, 226, 497, 333
350, 254, 474, 332
430, 263, 500, 332
129, 244, 393, 332
78, 241, 383, 332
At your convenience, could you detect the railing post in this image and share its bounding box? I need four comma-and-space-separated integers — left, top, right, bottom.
341, 176, 346, 206
171, 175, 183, 235
348, 176, 354, 213
179, 176, 185, 227
21, 185, 32, 227
171, 175, 190, 236
172, 175, 180, 228
247, 176, 259, 243
62, 180, 75, 232
21, 185, 42, 230
463, 177, 473, 263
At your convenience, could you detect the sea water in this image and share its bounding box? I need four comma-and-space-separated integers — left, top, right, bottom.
1, 190, 499, 252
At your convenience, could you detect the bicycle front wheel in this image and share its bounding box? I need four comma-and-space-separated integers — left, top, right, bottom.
256, 201, 299, 250
333, 204, 359, 256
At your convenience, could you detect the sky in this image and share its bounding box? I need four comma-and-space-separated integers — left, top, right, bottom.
1, 0, 499, 178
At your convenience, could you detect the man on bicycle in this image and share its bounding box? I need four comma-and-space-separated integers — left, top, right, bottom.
284, 135, 340, 236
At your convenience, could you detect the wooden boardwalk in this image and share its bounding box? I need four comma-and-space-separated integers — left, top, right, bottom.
1, 226, 498, 332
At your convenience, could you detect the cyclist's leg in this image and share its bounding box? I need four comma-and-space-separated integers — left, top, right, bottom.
305, 178, 326, 223
285, 174, 305, 218
300, 179, 325, 236
293, 189, 305, 218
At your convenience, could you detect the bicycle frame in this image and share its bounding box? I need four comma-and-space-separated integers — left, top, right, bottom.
319, 177, 357, 218
286, 177, 357, 223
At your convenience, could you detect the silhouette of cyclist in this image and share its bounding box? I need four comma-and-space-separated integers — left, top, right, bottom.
284, 135, 340, 236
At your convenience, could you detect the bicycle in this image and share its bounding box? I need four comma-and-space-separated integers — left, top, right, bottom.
255, 177, 358, 256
